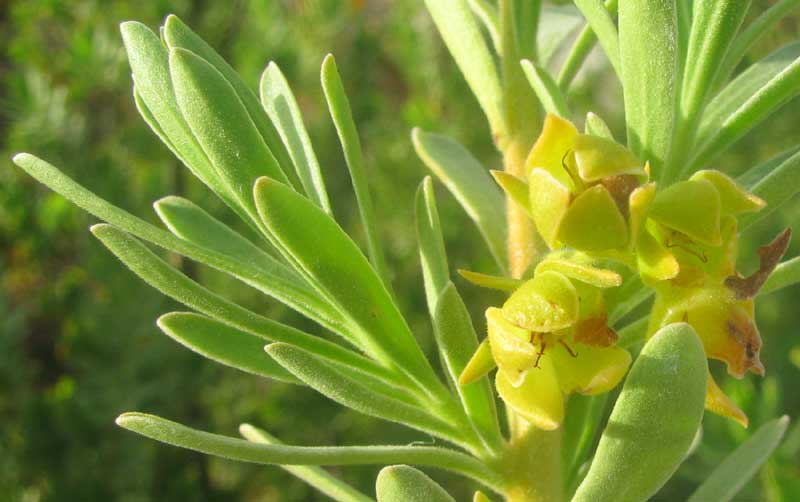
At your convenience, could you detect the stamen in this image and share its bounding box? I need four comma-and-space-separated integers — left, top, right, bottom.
559, 339, 578, 358
533, 341, 547, 369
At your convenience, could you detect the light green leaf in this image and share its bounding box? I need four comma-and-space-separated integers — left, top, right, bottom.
240, 424, 374, 502
761, 256, 800, 295
157, 312, 300, 384
584, 112, 614, 140
715, 0, 800, 88
88, 223, 400, 388
266, 343, 459, 445
573, 323, 707, 502
562, 393, 610, 496
556, 0, 618, 90
115, 412, 503, 492
521, 59, 570, 118
433, 284, 503, 455
412, 129, 507, 272
321, 54, 392, 294
376, 465, 455, 502
491, 170, 531, 216
162, 14, 297, 186
253, 177, 444, 397
415, 178, 450, 315
11, 154, 347, 336
739, 149, 800, 230
688, 416, 789, 502
467, 0, 500, 53
616, 315, 648, 349
690, 42, 800, 173
239, 424, 374, 502
618, 0, 677, 174
169, 47, 290, 216
538, 4, 584, 65
260, 62, 331, 213
424, 0, 506, 136
573, 0, 621, 78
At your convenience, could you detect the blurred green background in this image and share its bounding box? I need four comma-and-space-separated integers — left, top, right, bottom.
1, 1, 799, 500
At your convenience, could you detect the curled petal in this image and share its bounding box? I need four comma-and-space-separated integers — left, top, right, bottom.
495, 355, 563, 430
691, 170, 765, 215
502, 271, 579, 332
525, 113, 578, 189
705, 371, 748, 428
649, 179, 722, 246
557, 185, 629, 251
535, 252, 622, 288
551, 342, 631, 395
573, 133, 644, 182
486, 308, 537, 387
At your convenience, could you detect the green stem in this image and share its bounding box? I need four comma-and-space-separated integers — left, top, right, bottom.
503, 412, 563, 502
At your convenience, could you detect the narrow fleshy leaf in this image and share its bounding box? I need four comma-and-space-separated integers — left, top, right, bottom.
169, 47, 290, 216
538, 4, 584, 65
424, 0, 505, 136
467, 0, 500, 52
157, 312, 300, 384
584, 112, 614, 140
458, 269, 524, 292
266, 343, 459, 444
115, 413, 503, 492
412, 129, 507, 272
761, 256, 800, 295
691, 42, 800, 172
321, 54, 393, 293
260, 62, 331, 213
11, 154, 347, 335
253, 177, 443, 396
376, 465, 455, 502
162, 14, 297, 186
737, 145, 800, 188
687, 416, 789, 502
433, 284, 503, 453
618, 0, 677, 174
240, 424, 374, 502
739, 149, 800, 230
573, 323, 707, 502
88, 223, 399, 388
520, 59, 570, 118
573, 0, 621, 78
415, 178, 450, 315
557, 0, 619, 90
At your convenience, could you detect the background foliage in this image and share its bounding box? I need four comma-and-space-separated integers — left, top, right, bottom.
1, 1, 800, 500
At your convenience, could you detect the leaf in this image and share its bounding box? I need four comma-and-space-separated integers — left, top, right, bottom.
556, 0, 619, 90
573, 0, 622, 78
491, 170, 531, 215
573, 323, 707, 502
240, 424, 374, 502
169, 47, 290, 216
424, 0, 506, 136
736, 145, 800, 188
115, 412, 503, 492
11, 154, 347, 336
687, 416, 789, 502
321, 54, 392, 293
162, 15, 297, 187
415, 178, 450, 315
537, 4, 584, 65
88, 223, 400, 388
253, 177, 444, 397
691, 42, 800, 172
265, 343, 460, 445
259, 62, 331, 213
433, 284, 504, 454
739, 149, 800, 230
467, 0, 500, 53
157, 312, 300, 384
761, 256, 800, 295
412, 129, 507, 272
376, 465, 455, 502
618, 0, 677, 174
520, 59, 570, 118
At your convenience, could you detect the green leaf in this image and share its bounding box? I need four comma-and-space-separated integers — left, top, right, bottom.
491, 170, 531, 216
265, 343, 460, 445
573, 323, 707, 502
584, 112, 614, 140
157, 312, 300, 384
162, 14, 297, 187
240, 424, 374, 502
115, 412, 503, 492
761, 256, 800, 295
376, 465, 455, 502
688, 416, 789, 502
259, 62, 332, 214
169, 47, 290, 217
415, 178, 450, 315
737, 145, 800, 188
690, 42, 800, 173
739, 149, 800, 230
88, 223, 400, 389
573, 0, 621, 78
433, 284, 503, 454
321, 54, 393, 294
556, 0, 619, 90
618, 0, 677, 174
423, 0, 506, 136
520, 59, 570, 118
562, 393, 610, 495
412, 129, 507, 272
11, 154, 348, 336
715, 0, 800, 88
467, 0, 500, 53
616, 315, 648, 349
537, 4, 584, 65
253, 177, 444, 397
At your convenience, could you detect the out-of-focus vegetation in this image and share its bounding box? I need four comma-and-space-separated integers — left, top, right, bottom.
1, 1, 799, 500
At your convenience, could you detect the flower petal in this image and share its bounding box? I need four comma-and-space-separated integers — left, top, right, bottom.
705, 371, 748, 428
691, 170, 765, 215
496, 356, 564, 430
529, 167, 571, 248
558, 185, 629, 251
573, 133, 644, 182
535, 251, 622, 288
486, 307, 537, 387
524, 113, 578, 189
636, 225, 680, 284
551, 342, 631, 395
649, 179, 722, 246
501, 271, 579, 332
